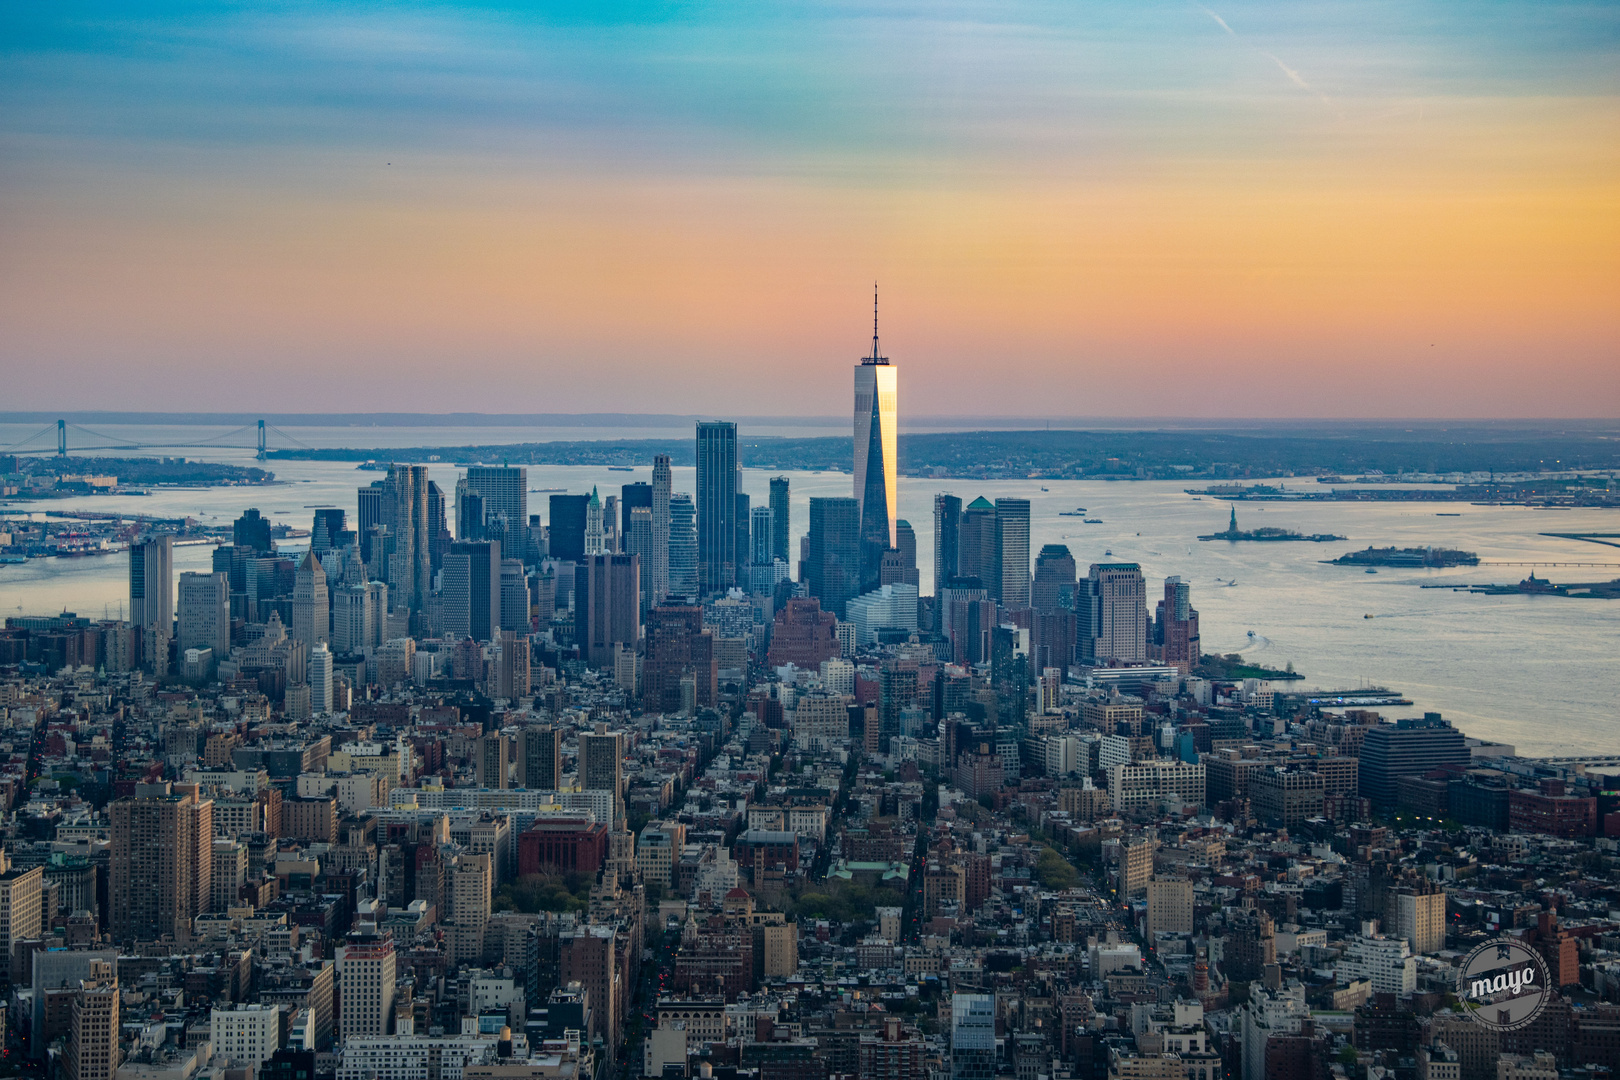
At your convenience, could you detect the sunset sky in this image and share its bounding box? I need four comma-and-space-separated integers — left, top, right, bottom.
1, 1, 1616, 417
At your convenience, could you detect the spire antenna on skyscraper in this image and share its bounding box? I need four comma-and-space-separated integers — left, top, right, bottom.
864, 281, 887, 365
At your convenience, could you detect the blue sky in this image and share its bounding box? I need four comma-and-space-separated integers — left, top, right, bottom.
2, 1, 1616, 415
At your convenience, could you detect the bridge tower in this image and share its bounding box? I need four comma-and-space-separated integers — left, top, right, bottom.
257, 420, 266, 460
57, 419, 66, 456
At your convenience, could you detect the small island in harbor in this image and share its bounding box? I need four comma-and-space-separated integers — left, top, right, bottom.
1198, 507, 1346, 543
1327, 545, 1479, 567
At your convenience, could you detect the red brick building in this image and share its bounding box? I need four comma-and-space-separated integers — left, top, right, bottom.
1509, 779, 1597, 838
517, 819, 609, 877
766, 598, 840, 670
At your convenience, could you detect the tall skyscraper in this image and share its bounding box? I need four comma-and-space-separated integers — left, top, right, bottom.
584, 487, 606, 555
643, 604, 715, 714
309, 643, 334, 714
447, 851, 493, 962
233, 509, 273, 553
1074, 574, 1100, 663
735, 491, 751, 581
768, 476, 791, 564
1089, 562, 1146, 662
0, 861, 43, 971
64, 960, 118, 1080
493, 629, 530, 701
626, 506, 654, 613
365, 581, 388, 647
933, 494, 962, 601
109, 783, 213, 943
178, 571, 230, 658
560, 926, 619, 1058
957, 498, 995, 585
466, 466, 527, 540
880, 520, 920, 588
1031, 544, 1078, 676
292, 550, 329, 655
602, 492, 619, 553
382, 465, 430, 615
750, 505, 774, 567
993, 497, 1031, 608
332, 582, 373, 655
443, 540, 501, 641
579, 553, 641, 667
519, 726, 561, 791
620, 481, 652, 537
455, 477, 485, 541
500, 558, 529, 633
667, 493, 698, 599
338, 937, 395, 1038
426, 480, 450, 573
548, 493, 589, 564
478, 733, 509, 789
578, 721, 625, 824
807, 496, 861, 619
129, 535, 174, 633
695, 421, 738, 595
1155, 576, 1200, 674
356, 482, 384, 563
1032, 544, 1077, 613
310, 508, 346, 554
853, 287, 899, 555
651, 455, 672, 602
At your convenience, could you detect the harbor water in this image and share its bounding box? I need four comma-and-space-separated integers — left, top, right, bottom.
2, 422, 1617, 756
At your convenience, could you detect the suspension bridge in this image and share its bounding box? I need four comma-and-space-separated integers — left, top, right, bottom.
0, 419, 315, 460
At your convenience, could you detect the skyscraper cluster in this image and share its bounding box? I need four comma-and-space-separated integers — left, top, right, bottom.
113, 290, 1191, 725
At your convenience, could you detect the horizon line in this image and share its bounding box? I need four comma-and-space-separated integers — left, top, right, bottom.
4, 412, 1618, 428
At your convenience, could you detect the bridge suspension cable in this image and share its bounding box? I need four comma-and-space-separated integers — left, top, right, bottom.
262, 423, 318, 451
64, 422, 140, 449
0, 425, 58, 453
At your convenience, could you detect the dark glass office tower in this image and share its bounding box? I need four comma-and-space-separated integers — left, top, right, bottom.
735, 492, 751, 585
958, 497, 996, 584
620, 482, 652, 536
933, 494, 962, 599
234, 508, 273, 553
357, 481, 384, 562
310, 509, 346, 554
807, 496, 860, 618
548, 493, 589, 564
444, 540, 501, 642
769, 476, 791, 564
695, 421, 738, 595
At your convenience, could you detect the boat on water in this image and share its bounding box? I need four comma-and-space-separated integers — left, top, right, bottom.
1083, 518, 1103, 524
1364, 613, 1374, 619
1365, 568, 1377, 574
1040, 486, 1048, 492
1104, 549, 1113, 556
608, 466, 634, 472
531, 487, 566, 493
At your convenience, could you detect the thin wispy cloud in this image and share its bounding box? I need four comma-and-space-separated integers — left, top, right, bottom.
1262, 51, 1311, 91
1194, 4, 1234, 37
1196, 3, 1331, 107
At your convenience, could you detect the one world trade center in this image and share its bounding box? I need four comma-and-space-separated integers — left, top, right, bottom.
853, 285, 898, 594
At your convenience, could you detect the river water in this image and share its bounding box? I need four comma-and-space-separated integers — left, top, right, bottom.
2, 422, 1617, 756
